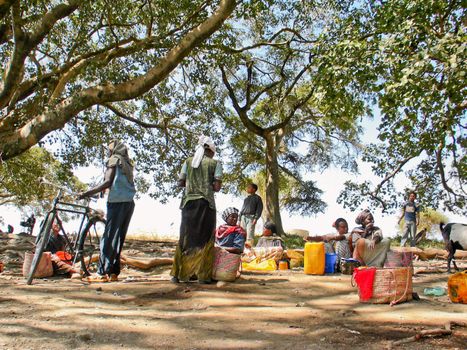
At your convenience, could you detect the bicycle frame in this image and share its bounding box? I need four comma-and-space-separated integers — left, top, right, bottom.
37, 191, 104, 269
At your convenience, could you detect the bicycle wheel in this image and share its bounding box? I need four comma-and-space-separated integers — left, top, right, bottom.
26, 213, 55, 285
76, 220, 103, 276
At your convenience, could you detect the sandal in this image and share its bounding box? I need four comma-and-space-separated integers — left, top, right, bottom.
86, 274, 109, 283
109, 274, 119, 282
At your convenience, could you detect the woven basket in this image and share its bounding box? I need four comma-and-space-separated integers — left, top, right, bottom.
212, 247, 241, 282
22, 251, 53, 278
354, 267, 413, 304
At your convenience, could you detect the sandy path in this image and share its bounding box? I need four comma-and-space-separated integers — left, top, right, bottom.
0, 267, 465, 350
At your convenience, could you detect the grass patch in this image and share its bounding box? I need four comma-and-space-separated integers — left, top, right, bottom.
388, 235, 445, 249
283, 234, 306, 249
252, 234, 305, 249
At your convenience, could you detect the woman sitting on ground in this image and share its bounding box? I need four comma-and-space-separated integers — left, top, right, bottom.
215, 207, 246, 254
242, 222, 286, 263
350, 209, 390, 267
256, 222, 285, 250
46, 222, 80, 278
306, 218, 352, 263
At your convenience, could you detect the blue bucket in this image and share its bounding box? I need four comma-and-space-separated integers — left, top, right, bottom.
325, 253, 338, 273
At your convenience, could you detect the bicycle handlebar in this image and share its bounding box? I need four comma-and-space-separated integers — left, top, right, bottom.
40, 178, 99, 202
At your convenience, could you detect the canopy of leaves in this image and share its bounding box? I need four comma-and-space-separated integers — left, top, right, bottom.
0, 0, 236, 159
337, 0, 466, 215
168, 0, 369, 216
0, 146, 85, 213
31, 0, 367, 213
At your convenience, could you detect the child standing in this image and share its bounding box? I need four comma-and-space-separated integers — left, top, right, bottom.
239, 183, 263, 244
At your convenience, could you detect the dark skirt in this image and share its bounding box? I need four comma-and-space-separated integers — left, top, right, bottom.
171, 198, 216, 282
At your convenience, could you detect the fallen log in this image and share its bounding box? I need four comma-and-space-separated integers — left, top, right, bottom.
392, 247, 467, 260
388, 321, 466, 348
120, 255, 173, 269
72, 255, 173, 270
414, 267, 446, 275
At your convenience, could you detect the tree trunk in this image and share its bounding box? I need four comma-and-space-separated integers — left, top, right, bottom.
264, 132, 285, 236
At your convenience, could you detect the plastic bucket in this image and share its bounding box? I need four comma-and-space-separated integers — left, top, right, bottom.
278, 260, 289, 270
325, 253, 337, 273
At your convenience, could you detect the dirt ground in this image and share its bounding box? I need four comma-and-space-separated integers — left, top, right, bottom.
0, 236, 466, 350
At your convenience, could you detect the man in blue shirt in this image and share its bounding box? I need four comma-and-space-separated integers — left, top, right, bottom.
398, 191, 420, 247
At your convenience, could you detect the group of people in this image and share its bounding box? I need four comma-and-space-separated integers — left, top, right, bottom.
43, 135, 420, 283
307, 211, 391, 269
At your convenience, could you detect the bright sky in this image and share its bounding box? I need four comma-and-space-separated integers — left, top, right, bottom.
1, 118, 464, 238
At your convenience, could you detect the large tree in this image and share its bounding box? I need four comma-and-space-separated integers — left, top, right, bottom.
337, 0, 466, 215
0, 0, 236, 160
189, 1, 368, 234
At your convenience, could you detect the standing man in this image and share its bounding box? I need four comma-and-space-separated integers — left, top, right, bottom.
398, 191, 420, 247
79, 140, 136, 282
239, 183, 263, 244
171, 135, 222, 284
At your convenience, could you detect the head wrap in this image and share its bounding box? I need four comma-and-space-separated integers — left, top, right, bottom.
191, 135, 216, 168
222, 207, 239, 223
355, 209, 372, 225
106, 140, 134, 184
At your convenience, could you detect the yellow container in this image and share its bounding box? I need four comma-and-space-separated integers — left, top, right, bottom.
448, 271, 467, 304
304, 242, 325, 275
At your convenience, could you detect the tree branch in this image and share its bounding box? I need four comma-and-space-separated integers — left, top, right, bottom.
436, 140, 462, 200
0, 0, 237, 160
220, 64, 266, 137
372, 153, 421, 198
102, 103, 166, 129
0, 0, 82, 109
102, 103, 191, 157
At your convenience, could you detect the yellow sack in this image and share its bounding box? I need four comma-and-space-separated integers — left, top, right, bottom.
242, 258, 277, 271
286, 249, 304, 267
286, 249, 304, 260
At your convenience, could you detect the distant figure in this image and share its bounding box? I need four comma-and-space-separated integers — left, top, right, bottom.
171, 135, 222, 284
215, 207, 246, 254
7, 225, 13, 234
20, 214, 36, 235
79, 140, 136, 283
398, 191, 420, 247
239, 183, 263, 244
351, 210, 390, 267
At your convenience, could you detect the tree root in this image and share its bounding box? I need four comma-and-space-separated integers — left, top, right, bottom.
388, 321, 466, 348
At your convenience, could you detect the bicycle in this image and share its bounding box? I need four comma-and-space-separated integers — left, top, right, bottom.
26, 190, 106, 285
